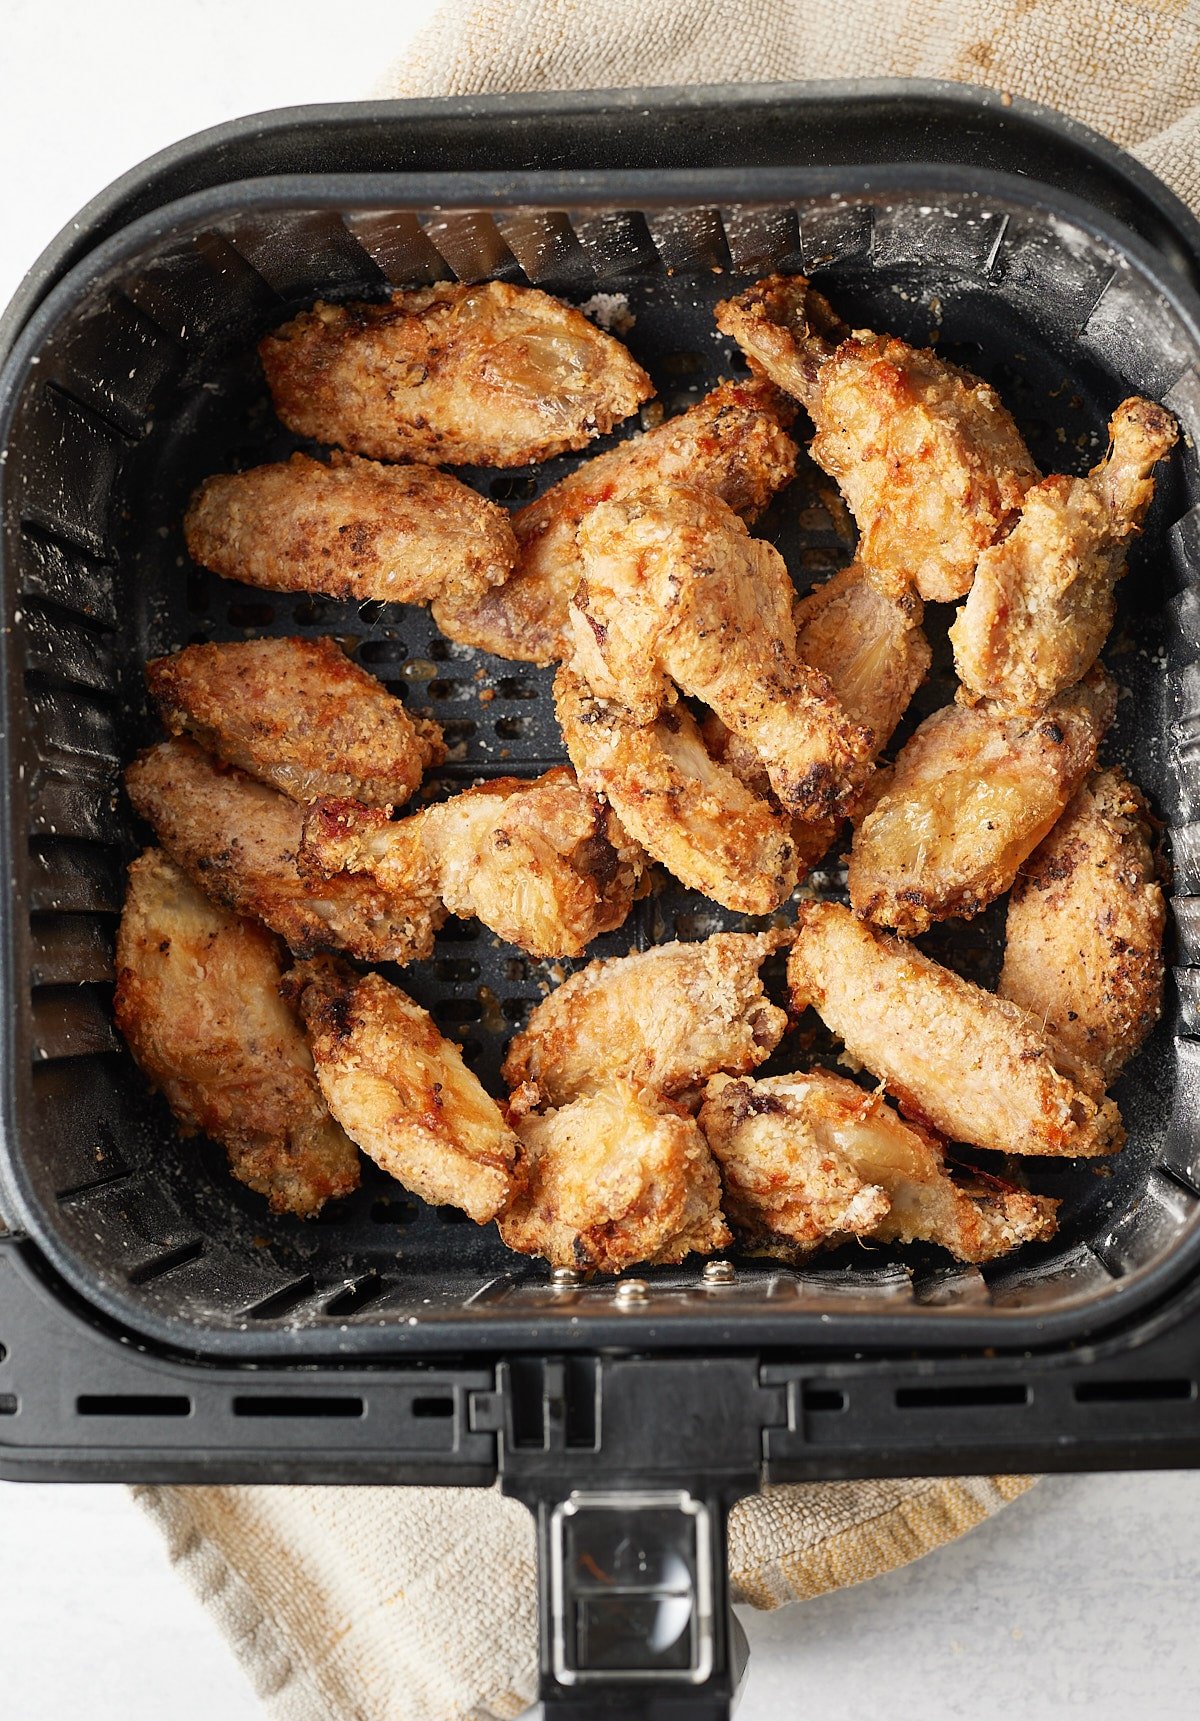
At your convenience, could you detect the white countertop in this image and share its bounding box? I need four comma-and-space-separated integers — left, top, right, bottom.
2, 6, 1199, 1717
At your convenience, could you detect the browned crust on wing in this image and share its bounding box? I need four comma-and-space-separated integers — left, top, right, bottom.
792, 561, 931, 751
714, 274, 847, 403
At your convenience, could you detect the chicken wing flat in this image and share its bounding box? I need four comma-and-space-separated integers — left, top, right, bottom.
701, 1072, 1058, 1263
432, 377, 798, 664
114, 849, 360, 1217
715, 274, 1039, 601
499, 1079, 730, 1272
286, 958, 516, 1223
555, 668, 799, 913
147, 635, 444, 809
951, 398, 1178, 712
999, 768, 1165, 1082
259, 282, 653, 468
125, 739, 444, 962
788, 902, 1123, 1158
849, 669, 1116, 936
184, 452, 516, 612
300, 767, 645, 961
792, 562, 931, 754
570, 485, 873, 819
502, 930, 789, 1110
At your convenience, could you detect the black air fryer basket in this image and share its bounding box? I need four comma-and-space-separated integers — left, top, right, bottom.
4, 83, 1200, 1717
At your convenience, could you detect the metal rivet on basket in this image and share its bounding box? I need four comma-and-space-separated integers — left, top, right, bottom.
702, 1261, 736, 1286
614, 1278, 649, 1305
549, 1266, 584, 1289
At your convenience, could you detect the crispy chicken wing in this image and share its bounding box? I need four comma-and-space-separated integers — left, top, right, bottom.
114, 850, 360, 1217
125, 739, 444, 962
499, 1079, 730, 1272
286, 958, 516, 1223
701, 1071, 1058, 1263
555, 667, 799, 913
715, 274, 1039, 601
788, 902, 1123, 1158
503, 930, 789, 1110
147, 635, 444, 808
432, 377, 798, 663
951, 398, 1178, 711
184, 451, 516, 611
849, 670, 1116, 935
999, 768, 1165, 1082
259, 283, 653, 468
300, 767, 645, 961
792, 561, 931, 754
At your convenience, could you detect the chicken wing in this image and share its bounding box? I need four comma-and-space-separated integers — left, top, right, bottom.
788, 902, 1123, 1158
999, 768, 1165, 1082
951, 398, 1178, 711
502, 930, 789, 1110
114, 849, 360, 1217
555, 667, 799, 913
499, 1079, 730, 1272
701, 1071, 1058, 1263
792, 561, 931, 755
147, 635, 444, 808
848, 669, 1116, 935
570, 485, 873, 819
285, 957, 516, 1223
125, 739, 444, 962
300, 767, 645, 961
715, 274, 1039, 601
259, 282, 653, 468
432, 377, 798, 663
184, 451, 516, 612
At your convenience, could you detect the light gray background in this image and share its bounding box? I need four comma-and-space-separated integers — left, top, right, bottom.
1, 5, 1197, 1717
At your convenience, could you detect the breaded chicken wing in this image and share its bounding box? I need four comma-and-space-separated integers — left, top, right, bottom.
301, 767, 645, 961
286, 958, 516, 1223
849, 670, 1116, 935
792, 562, 931, 754
555, 668, 799, 913
788, 902, 1123, 1158
432, 377, 798, 663
499, 1079, 730, 1272
259, 282, 653, 468
951, 398, 1178, 711
701, 1071, 1057, 1263
570, 486, 873, 818
114, 849, 360, 1217
184, 451, 516, 611
503, 930, 789, 1110
715, 274, 1039, 601
147, 635, 444, 808
125, 739, 444, 962
999, 768, 1165, 1081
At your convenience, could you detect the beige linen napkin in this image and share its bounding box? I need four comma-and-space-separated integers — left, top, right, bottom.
137, 4, 1200, 1717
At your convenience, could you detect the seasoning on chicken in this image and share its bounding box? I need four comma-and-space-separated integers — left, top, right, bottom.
999, 768, 1165, 1082
285, 958, 517, 1223
788, 902, 1123, 1158
184, 451, 517, 612
951, 398, 1178, 711
792, 561, 931, 754
848, 669, 1116, 936
147, 635, 444, 809
432, 376, 798, 663
114, 849, 360, 1217
259, 282, 653, 468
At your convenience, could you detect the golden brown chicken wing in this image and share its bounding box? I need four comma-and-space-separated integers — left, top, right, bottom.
788, 902, 1123, 1158
300, 767, 645, 961
114, 849, 360, 1217
715, 274, 1039, 601
184, 451, 516, 612
848, 670, 1116, 935
792, 561, 931, 754
499, 1079, 730, 1272
259, 282, 653, 468
999, 768, 1165, 1082
125, 739, 444, 962
147, 635, 444, 809
432, 377, 798, 663
951, 398, 1178, 711
285, 957, 517, 1223
701, 1071, 1058, 1263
